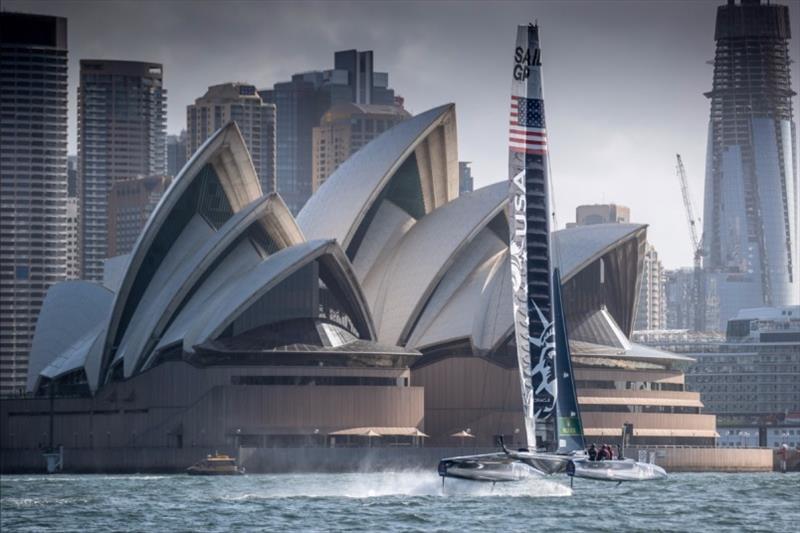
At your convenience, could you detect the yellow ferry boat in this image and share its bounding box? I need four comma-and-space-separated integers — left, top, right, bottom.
186, 453, 245, 475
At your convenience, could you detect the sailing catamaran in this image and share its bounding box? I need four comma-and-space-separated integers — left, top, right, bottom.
437, 23, 667, 486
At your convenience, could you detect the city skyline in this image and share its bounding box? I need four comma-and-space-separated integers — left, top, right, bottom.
4, 0, 800, 270
2, 4, 799, 503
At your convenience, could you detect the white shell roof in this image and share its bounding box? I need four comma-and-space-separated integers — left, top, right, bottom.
552, 223, 647, 282
155, 238, 264, 353
399, 196, 649, 356
115, 214, 215, 376
298, 104, 457, 249
181, 239, 374, 351
410, 249, 510, 352
367, 182, 508, 345
98, 122, 263, 385
40, 324, 104, 381
116, 193, 303, 376
26, 281, 113, 392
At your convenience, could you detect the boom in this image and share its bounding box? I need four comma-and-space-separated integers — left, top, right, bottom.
675, 154, 706, 332
676, 154, 700, 252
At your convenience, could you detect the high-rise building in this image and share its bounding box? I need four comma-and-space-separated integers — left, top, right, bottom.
459, 162, 475, 194
574, 204, 630, 226
311, 103, 409, 191
166, 131, 188, 178
635, 243, 666, 330
665, 268, 695, 330
78, 60, 166, 281
65, 198, 80, 280
702, 0, 798, 328
107, 175, 170, 257
261, 49, 397, 214
67, 154, 77, 197
186, 83, 275, 191
0, 12, 68, 396
665, 268, 721, 331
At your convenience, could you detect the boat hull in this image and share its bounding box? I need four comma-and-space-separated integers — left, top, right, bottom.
186, 468, 244, 476
568, 458, 667, 482
438, 454, 543, 482
437, 451, 574, 482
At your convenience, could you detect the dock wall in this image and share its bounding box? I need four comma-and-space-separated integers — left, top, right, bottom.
0, 446, 778, 474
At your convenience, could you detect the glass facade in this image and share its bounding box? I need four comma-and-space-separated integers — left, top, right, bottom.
261, 50, 397, 215
186, 84, 275, 194
78, 60, 167, 281
702, 0, 798, 327
0, 13, 69, 396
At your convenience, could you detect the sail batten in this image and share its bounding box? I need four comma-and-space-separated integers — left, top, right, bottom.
508, 24, 557, 450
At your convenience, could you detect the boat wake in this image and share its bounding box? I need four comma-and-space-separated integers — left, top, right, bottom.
223, 471, 572, 500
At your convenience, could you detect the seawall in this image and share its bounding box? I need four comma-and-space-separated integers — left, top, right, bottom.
0, 446, 777, 474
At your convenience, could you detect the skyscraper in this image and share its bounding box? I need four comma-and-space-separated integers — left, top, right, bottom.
311, 103, 409, 192
702, 0, 798, 327
664, 268, 695, 330
0, 12, 68, 396
107, 175, 170, 256
261, 49, 397, 214
664, 268, 720, 331
575, 204, 630, 226
78, 60, 166, 281
166, 130, 188, 178
65, 198, 80, 280
186, 83, 275, 191
458, 162, 475, 194
634, 243, 666, 331
67, 154, 77, 197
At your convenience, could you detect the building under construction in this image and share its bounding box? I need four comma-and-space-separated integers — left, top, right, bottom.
702, 0, 798, 330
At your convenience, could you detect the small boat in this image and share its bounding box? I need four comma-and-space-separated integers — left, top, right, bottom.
186, 453, 244, 475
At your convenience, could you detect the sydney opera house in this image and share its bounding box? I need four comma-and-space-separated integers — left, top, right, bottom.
1, 105, 746, 472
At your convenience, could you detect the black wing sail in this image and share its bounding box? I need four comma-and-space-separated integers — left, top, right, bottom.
508, 24, 557, 451
553, 267, 585, 453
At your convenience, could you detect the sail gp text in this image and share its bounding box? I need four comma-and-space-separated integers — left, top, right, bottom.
513, 47, 541, 80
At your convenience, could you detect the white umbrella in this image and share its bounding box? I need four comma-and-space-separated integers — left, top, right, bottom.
450, 429, 475, 447
362, 428, 381, 447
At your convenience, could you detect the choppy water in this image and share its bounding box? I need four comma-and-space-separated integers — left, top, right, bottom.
1, 472, 798, 532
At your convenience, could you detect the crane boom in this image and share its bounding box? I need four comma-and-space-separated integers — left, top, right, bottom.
675, 153, 706, 332
676, 154, 700, 252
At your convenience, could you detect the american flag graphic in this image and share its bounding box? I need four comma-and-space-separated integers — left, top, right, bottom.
509, 96, 547, 155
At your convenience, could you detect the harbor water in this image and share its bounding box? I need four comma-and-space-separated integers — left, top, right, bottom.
1, 472, 798, 532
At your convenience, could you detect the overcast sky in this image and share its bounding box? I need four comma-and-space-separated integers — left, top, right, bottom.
7, 0, 800, 268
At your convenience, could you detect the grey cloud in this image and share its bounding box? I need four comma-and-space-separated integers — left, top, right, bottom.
6, 0, 799, 269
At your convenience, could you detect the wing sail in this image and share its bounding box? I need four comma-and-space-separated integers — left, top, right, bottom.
553, 268, 585, 453
508, 23, 556, 449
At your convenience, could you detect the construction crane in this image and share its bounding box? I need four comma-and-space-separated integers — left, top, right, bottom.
675, 154, 705, 332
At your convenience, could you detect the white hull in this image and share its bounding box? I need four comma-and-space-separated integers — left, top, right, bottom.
569, 458, 667, 482
439, 452, 667, 484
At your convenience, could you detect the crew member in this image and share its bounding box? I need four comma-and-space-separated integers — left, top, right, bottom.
598, 444, 610, 461
588, 443, 597, 461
